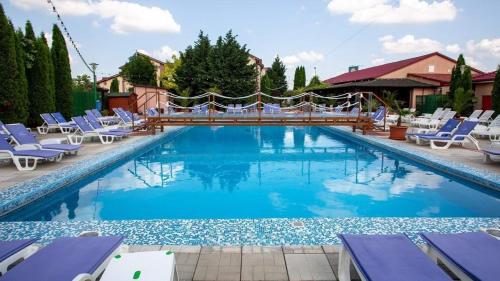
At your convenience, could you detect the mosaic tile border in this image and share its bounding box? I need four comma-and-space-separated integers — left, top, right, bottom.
320, 126, 500, 191
0, 127, 187, 216
0, 218, 498, 245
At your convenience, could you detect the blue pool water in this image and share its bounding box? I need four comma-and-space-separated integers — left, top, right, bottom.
3, 126, 500, 221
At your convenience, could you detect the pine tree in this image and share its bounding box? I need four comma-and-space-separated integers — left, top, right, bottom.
51, 24, 73, 118
492, 66, 500, 117
293, 66, 306, 90
308, 75, 322, 87
14, 27, 29, 124
110, 78, 119, 92
28, 36, 55, 126
260, 73, 272, 95
176, 31, 212, 95
208, 30, 257, 98
299, 66, 306, 89
293, 66, 300, 90
267, 56, 287, 96
0, 4, 20, 123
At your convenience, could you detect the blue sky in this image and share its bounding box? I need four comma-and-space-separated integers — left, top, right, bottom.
4, 0, 500, 86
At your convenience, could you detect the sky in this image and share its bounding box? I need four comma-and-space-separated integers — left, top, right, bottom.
3, 0, 500, 87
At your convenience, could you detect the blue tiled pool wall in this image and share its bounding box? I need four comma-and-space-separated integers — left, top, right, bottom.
0, 127, 189, 216
0, 125, 499, 245
319, 126, 500, 191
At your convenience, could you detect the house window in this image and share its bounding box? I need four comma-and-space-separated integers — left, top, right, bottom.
428, 65, 435, 73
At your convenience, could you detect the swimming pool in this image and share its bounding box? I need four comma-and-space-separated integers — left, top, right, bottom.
2, 126, 500, 221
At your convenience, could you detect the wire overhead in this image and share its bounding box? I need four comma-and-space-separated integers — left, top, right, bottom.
46, 0, 93, 73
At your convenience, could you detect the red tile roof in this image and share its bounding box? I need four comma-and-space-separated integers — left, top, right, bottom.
324, 52, 483, 85
407, 73, 452, 85
473, 71, 497, 82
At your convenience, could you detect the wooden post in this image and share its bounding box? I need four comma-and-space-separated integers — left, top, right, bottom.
308, 92, 312, 124
258, 92, 261, 124
208, 93, 212, 122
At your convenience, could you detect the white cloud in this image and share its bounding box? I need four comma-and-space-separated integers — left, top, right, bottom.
327, 0, 457, 24
466, 38, 500, 59
9, 0, 181, 34
92, 20, 101, 28
154, 45, 179, 61
44, 32, 52, 47
445, 44, 461, 53
283, 51, 325, 65
379, 34, 444, 54
464, 56, 484, 70
371, 57, 386, 65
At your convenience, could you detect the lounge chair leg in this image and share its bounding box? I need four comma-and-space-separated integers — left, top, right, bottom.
483, 153, 493, 163
37, 125, 48, 135
338, 245, 352, 281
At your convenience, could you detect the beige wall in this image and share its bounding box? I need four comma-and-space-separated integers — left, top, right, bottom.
98, 75, 133, 93
474, 82, 493, 109
248, 56, 265, 91
380, 55, 482, 79
134, 86, 169, 115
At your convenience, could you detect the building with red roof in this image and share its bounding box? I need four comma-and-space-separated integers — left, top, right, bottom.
323, 52, 483, 109
473, 71, 498, 110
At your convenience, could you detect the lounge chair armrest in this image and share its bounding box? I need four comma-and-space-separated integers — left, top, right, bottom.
39, 138, 67, 145
451, 134, 466, 141
435, 132, 451, 137
13, 144, 41, 151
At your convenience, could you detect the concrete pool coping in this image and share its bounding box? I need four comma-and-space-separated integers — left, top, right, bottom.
0, 125, 499, 245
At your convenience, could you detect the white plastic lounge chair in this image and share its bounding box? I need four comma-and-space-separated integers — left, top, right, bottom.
0, 120, 9, 140
406, 119, 460, 144
419, 120, 480, 150
37, 113, 76, 134
471, 115, 500, 139
411, 107, 444, 126
68, 116, 123, 145
465, 109, 483, 121
5, 123, 80, 155
477, 110, 495, 124
234, 104, 243, 114
85, 115, 131, 136
421, 232, 500, 281
1, 235, 126, 281
338, 234, 451, 281
0, 136, 62, 171
91, 109, 119, 125
0, 239, 39, 275
100, 250, 178, 281
483, 147, 500, 163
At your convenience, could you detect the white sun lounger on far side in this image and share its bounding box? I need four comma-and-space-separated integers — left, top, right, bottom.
100, 250, 178, 281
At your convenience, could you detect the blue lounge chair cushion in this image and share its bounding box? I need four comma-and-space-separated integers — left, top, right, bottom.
339, 234, 451, 281
483, 148, 500, 156
407, 119, 460, 137
12, 149, 62, 158
421, 232, 500, 281
1, 236, 123, 281
0, 238, 38, 262
41, 144, 80, 152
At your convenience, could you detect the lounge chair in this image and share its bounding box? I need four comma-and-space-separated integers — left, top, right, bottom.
147, 108, 160, 117
112, 108, 141, 128
411, 108, 449, 127
68, 116, 124, 145
272, 103, 281, 113
406, 119, 460, 144
482, 147, 500, 163
100, 250, 178, 281
37, 113, 76, 134
421, 232, 500, 281
234, 104, 243, 114
477, 110, 495, 125
348, 107, 360, 116
418, 120, 479, 150
0, 136, 62, 171
84, 114, 131, 136
5, 124, 80, 155
0, 238, 39, 275
1, 235, 125, 281
263, 104, 272, 114
338, 234, 451, 281
227, 104, 235, 114
472, 115, 500, 140
416, 107, 443, 120
51, 112, 75, 126
91, 109, 119, 125
0, 120, 9, 140
465, 109, 483, 121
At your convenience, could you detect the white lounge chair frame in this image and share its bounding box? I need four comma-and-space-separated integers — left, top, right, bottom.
338, 245, 368, 281
0, 244, 39, 275
427, 133, 480, 150
0, 148, 61, 171
422, 244, 474, 281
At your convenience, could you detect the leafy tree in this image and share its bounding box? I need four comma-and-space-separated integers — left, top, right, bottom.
492, 66, 500, 117
266, 56, 287, 96
307, 75, 322, 87
176, 31, 212, 95
72, 74, 92, 91
110, 78, 119, 92
14, 27, 29, 124
453, 87, 474, 116
208, 30, 257, 98
448, 54, 466, 103
120, 53, 156, 86
28, 37, 56, 126
260, 73, 272, 95
51, 24, 73, 118
160, 54, 181, 91
0, 4, 20, 123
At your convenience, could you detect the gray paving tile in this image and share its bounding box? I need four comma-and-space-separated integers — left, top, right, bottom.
283, 246, 323, 254
242, 252, 288, 281
285, 254, 336, 281
194, 250, 241, 281
128, 244, 162, 252
325, 253, 359, 281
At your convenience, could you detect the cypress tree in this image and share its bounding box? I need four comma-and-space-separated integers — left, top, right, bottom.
293, 66, 300, 90
28, 36, 55, 126
267, 56, 287, 96
491, 66, 500, 117
299, 66, 306, 89
260, 73, 272, 95
41, 32, 56, 113
51, 24, 73, 118
449, 54, 466, 103
110, 78, 119, 92
23, 21, 37, 72
0, 4, 20, 123
14, 27, 29, 124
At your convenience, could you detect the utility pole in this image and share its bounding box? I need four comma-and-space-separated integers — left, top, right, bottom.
90, 63, 99, 110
